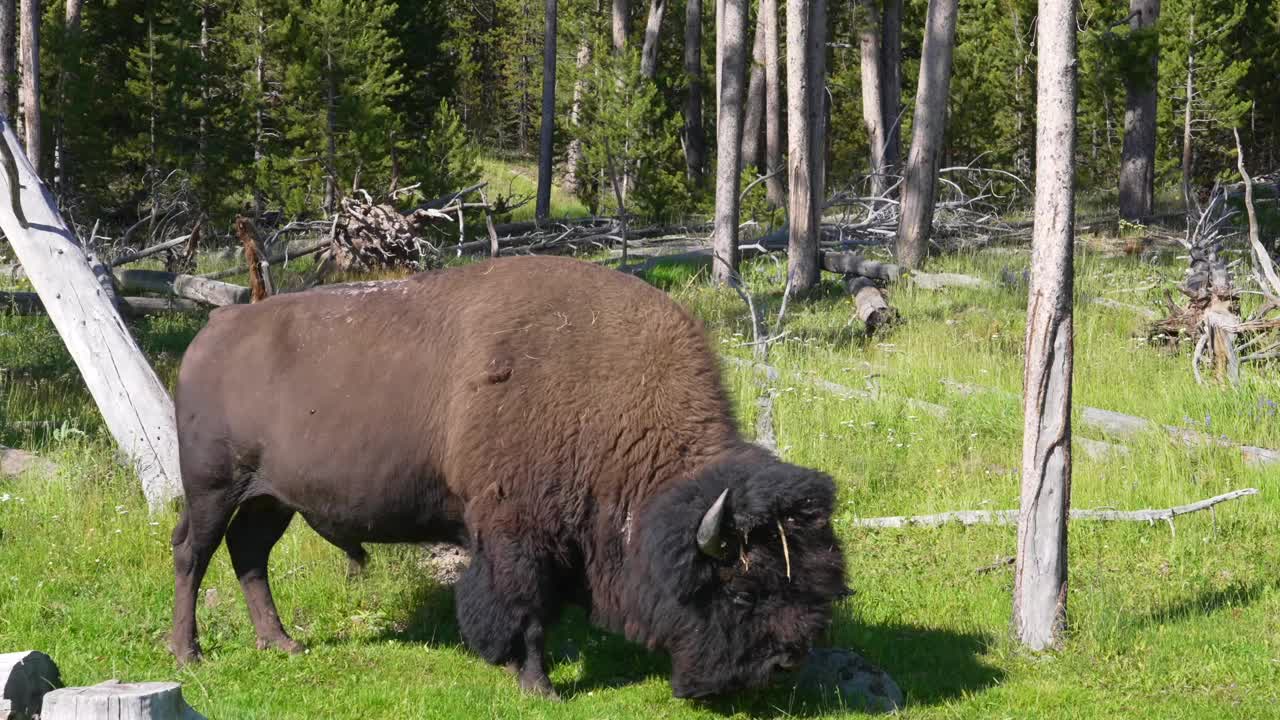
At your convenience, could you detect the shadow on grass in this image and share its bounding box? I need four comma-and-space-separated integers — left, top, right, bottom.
1133, 579, 1276, 628
377, 583, 1002, 715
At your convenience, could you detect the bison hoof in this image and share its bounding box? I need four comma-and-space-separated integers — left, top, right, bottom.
169, 639, 203, 666
256, 636, 307, 655
518, 672, 559, 701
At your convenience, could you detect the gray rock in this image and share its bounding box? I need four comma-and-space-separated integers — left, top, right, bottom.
417, 542, 470, 585
791, 648, 904, 714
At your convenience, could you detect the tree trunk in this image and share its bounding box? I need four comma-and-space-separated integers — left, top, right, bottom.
0, 0, 14, 122
323, 48, 338, 214
41, 681, 206, 720
53, 0, 83, 195
0, 120, 182, 510
1119, 0, 1159, 222
196, 2, 209, 181
683, 0, 705, 183
858, 0, 888, 197
640, 0, 666, 78
1180, 11, 1194, 211
786, 0, 826, 294
894, 0, 958, 269
253, 9, 266, 218
613, 0, 628, 49
18, 0, 40, 177
880, 0, 902, 185
762, 0, 783, 205
535, 0, 557, 222
741, 5, 766, 171
712, 0, 748, 284
1013, 0, 1076, 652
563, 39, 590, 194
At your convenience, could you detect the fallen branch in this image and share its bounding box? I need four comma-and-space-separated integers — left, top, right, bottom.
108, 233, 194, 267
725, 356, 949, 419
0, 290, 204, 316
199, 240, 327, 281
851, 489, 1258, 529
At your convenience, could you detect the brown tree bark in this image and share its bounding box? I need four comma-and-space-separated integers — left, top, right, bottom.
712, 0, 748, 284
535, 0, 557, 222
323, 48, 338, 213
1119, 0, 1159, 222
858, 0, 888, 197
640, 0, 667, 78
894, 0, 958, 269
741, 5, 766, 170
613, 0, 629, 49
18, 0, 40, 177
1180, 11, 1194, 211
881, 0, 902, 184
785, 0, 826, 294
762, 0, 784, 205
563, 39, 591, 194
0, 0, 13, 121
1013, 0, 1076, 651
683, 0, 705, 183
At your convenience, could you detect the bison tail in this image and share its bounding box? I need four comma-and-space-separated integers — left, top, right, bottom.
170, 507, 190, 548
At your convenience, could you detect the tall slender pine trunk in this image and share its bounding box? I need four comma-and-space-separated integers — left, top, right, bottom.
683, 0, 705, 183
712, 0, 748, 285
19, 0, 41, 177
535, 0, 558, 222
1119, 0, 1159, 221
762, 0, 783, 206
858, 0, 888, 197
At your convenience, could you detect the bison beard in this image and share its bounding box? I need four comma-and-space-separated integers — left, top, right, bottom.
168, 255, 848, 699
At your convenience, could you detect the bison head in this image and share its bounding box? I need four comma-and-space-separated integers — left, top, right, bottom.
622, 449, 849, 699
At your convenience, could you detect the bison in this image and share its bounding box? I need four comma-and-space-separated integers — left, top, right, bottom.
169, 255, 848, 699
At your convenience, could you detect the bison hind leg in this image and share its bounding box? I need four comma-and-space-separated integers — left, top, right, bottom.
170, 493, 235, 665
225, 496, 305, 655
455, 544, 559, 699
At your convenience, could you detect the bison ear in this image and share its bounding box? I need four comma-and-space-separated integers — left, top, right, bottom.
696, 488, 729, 558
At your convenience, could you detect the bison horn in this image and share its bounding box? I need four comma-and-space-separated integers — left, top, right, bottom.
696, 489, 730, 558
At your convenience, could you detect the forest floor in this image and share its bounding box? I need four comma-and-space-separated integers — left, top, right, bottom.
0, 230, 1278, 718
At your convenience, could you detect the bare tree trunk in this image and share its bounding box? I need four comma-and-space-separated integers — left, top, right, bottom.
0, 120, 182, 509
712, 0, 748, 284
763, 0, 783, 206
741, 5, 766, 171
785, 0, 826, 293
18, 0, 40, 177
683, 0, 705, 183
613, 0, 628, 49
253, 8, 266, 218
1180, 11, 1194, 211
1013, 0, 1076, 652
563, 39, 590, 194
197, 3, 209, 181
323, 49, 337, 214
894, 0, 957, 269
54, 0, 82, 195
535, 0, 557, 222
858, 0, 888, 197
1119, 0, 1159, 222
640, 0, 666, 78
880, 0, 902, 185
0, 0, 13, 122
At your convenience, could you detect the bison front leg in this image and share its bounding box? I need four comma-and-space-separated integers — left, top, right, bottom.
225, 497, 306, 655
455, 538, 559, 699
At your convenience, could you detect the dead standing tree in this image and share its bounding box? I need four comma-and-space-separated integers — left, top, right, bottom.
0, 118, 182, 509
1013, 0, 1076, 651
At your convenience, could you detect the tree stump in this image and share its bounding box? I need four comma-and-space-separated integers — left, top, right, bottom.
0, 650, 62, 719
40, 681, 205, 720
844, 275, 897, 336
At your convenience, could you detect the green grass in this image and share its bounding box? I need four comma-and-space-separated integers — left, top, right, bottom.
479, 155, 590, 222
2, 240, 1279, 718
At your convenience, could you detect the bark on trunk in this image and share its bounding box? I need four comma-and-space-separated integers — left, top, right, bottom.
712, 0, 748, 284
613, 0, 629, 49
535, 0, 557, 222
1013, 0, 1077, 652
640, 0, 666, 78
762, 0, 783, 205
1119, 0, 1159, 222
323, 49, 338, 214
563, 40, 590, 194
1180, 11, 1194, 211
881, 0, 902, 184
114, 270, 250, 307
859, 0, 888, 197
19, 0, 40, 177
252, 9, 266, 218
741, 5, 766, 170
683, 0, 705, 183
786, 0, 827, 294
0, 120, 181, 509
0, 0, 14, 121
894, 0, 958, 269
54, 0, 83, 194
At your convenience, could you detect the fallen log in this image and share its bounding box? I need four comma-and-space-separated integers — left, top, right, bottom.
0, 650, 62, 718
115, 270, 249, 306
0, 291, 203, 317
850, 488, 1258, 529
909, 271, 991, 291
41, 680, 206, 720
199, 240, 327, 281
822, 253, 900, 281
844, 276, 897, 336
724, 356, 950, 419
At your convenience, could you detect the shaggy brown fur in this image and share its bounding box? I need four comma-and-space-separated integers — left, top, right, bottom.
170, 255, 847, 698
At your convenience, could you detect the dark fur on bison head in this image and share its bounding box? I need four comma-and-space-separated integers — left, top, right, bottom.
621, 446, 849, 699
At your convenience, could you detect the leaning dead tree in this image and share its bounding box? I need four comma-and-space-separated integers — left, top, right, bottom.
0, 118, 182, 509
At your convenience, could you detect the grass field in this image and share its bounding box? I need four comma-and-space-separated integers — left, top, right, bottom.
1, 235, 1278, 718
